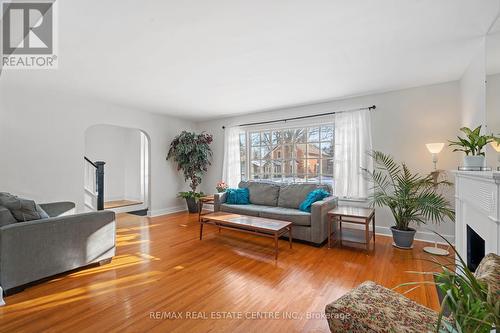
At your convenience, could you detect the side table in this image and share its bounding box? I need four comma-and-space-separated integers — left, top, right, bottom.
198, 195, 215, 222
327, 207, 375, 251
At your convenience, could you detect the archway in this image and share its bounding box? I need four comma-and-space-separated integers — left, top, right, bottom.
84, 124, 151, 214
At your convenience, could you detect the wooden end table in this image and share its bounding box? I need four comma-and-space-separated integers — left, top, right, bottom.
200, 212, 292, 260
198, 195, 215, 222
327, 207, 375, 251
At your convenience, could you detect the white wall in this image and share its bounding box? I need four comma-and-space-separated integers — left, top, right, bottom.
460, 39, 487, 129
486, 73, 500, 166
0, 81, 195, 216
197, 81, 462, 242
85, 125, 142, 202
125, 130, 143, 201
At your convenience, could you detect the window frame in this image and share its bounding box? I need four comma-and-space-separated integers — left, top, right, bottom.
239, 122, 334, 185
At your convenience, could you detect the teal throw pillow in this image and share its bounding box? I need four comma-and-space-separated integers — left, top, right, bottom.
299, 189, 330, 212
226, 188, 250, 205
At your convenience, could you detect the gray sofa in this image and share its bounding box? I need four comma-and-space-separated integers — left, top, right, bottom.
214, 181, 338, 245
0, 201, 116, 293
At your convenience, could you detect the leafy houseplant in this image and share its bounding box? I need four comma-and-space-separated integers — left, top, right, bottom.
448, 126, 498, 168
363, 151, 455, 248
400, 234, 499, 333
167, 131, 213, 213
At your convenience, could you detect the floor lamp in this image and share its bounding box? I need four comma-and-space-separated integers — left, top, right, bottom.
423, 143, 450, 256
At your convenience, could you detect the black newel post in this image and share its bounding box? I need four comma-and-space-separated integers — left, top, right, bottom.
95, 161, 105, 210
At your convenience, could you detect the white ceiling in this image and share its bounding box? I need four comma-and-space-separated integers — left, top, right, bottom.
2, 0, 500, 120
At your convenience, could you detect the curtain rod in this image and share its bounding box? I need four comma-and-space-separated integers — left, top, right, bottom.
222, 105, 376, 129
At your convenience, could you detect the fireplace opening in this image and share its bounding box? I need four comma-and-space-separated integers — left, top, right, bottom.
466, 225, 485, 272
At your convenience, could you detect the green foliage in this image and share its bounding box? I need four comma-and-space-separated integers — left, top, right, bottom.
448, 126, 498, 156
399, 233, 499, 333
177, 191, 205, 200
363, 151, 454, 230
167, 131, 213, 192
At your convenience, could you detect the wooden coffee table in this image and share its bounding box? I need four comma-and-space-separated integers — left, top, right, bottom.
200, 212, 292, 260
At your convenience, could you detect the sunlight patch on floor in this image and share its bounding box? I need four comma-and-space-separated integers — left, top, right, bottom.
3, 271, 162, 312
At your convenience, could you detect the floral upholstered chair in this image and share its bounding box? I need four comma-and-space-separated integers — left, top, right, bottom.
324, 253, 500, 333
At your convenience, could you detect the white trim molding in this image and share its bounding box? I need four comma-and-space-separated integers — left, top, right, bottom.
0, 286, 5, 306
148, 205, 187, 217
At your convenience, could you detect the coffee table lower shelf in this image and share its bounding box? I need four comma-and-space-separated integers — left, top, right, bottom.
200, 212, 292, 261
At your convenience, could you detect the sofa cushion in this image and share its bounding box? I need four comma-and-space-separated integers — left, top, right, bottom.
2, 196, 49, 222
278, 183, 331, 209
259, 207, 311, 226
299, 189, 330, 212
226, 188, 250, 205
220, 204, 271, 217
0, 206, 17, 227
239, 181, 280, 206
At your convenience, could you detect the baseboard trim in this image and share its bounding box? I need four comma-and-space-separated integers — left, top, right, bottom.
149, 205, 187, 217
342, 223, 454, 245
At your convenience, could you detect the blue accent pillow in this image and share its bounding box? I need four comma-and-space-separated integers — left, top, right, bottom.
299, 189, 330, 212
226, 188, 250, 205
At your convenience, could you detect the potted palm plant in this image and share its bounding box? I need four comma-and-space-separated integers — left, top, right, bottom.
448, 126, 498, 168
363, 151, 455, 249
167, 131, 213, 213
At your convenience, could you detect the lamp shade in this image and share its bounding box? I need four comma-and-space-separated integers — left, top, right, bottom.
426, 143, 445, 154
491, 141, 500, 153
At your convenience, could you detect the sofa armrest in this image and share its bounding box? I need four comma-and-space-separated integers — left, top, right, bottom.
213, 192, 227, 212
0, 210, 116, 290
39, 201, 76, 217
310, 196, 338, 244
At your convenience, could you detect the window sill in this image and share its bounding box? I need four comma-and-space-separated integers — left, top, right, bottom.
337, 197, 369, 203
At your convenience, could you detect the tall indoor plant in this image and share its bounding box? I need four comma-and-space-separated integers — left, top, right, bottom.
448, 126, 498, 168
167, 131, 213, 213
363, 151, 455, 248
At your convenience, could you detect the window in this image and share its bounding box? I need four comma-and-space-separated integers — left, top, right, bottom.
239, 125, 334, 185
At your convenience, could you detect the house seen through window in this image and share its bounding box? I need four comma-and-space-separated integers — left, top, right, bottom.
239, 125, 334, 185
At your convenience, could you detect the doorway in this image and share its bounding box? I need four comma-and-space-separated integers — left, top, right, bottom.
84, 125, 150, 214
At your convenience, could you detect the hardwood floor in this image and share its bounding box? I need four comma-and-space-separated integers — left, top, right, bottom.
0, 212, 446, 333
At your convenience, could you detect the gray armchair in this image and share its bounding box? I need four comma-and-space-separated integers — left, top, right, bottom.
0, 201, 116, 294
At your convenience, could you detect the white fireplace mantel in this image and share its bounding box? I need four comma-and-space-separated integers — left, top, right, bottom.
453, 171, 500, 261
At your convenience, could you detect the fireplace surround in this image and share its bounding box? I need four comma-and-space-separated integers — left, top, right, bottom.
453, 171, 500, 267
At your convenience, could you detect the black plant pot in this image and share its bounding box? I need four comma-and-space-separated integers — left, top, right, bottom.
390, 226, 416, 249
185, 197, 199, 213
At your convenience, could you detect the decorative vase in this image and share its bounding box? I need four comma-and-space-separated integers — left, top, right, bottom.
185, 197, 199, 213
390, 226, 416, 249
463, 155, 485, 168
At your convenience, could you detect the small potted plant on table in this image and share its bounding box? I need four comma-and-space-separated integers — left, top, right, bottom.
448, 126, 498, 169
363, 151, 455, 249
215, 181, 229, 193
167, 131, 213, 213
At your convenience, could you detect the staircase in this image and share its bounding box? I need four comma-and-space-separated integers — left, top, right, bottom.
84, 157, 105, 212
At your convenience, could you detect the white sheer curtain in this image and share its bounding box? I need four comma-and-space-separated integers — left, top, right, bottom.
222, 126, 242, 188
334, 109, 373, 199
